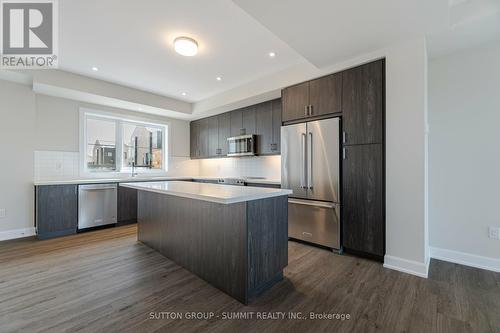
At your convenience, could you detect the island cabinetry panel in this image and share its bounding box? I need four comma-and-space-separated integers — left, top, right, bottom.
117, 185, 137, 225
35, 185, 78, 239
137, 191, 288, 304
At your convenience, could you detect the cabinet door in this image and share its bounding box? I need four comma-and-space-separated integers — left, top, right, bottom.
36, 185, 78, 239
230, 109, 243, 137
208, 116, 219, 157
271, 99, 282, 153
342, 60, 384, 145
309, 73, 342, 117
198, 118, 210, 158
190, 120, 200, 158
242, 105, 256, 135
255, 101, 273, 155
342, 144, 384, 257
217, 112, 230, 156
282, 82, 309, 122
118, 186, 137, 224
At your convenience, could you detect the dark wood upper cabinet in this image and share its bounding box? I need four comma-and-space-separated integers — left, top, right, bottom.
191, 101, 281, 159
309, 72, 342, 117
217, 112, 230, 156
342, 144, 384, 258
190, 120, 200, 159
282, 73, 342, 122
256, 101, 273, 155
36, 185, 78, 239
198, 118, 209, 158
342, 60, 384, 145
271, 99, 282, 153
230, 109, 243, 137
282, 82, 309, 122
208, 116, 219, 157
242, 106, 256, 135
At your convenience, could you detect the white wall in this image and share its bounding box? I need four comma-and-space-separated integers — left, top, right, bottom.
383, 39, 430, 277
429, 41, 500, 268
0, 81, 196, 237
0, 81, 36, 236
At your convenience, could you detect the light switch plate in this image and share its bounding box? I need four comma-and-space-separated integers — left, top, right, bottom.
489, 226, 500, 240
0, 209, 6, 218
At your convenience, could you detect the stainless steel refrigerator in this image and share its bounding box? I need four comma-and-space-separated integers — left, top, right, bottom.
281, 117, 341, 249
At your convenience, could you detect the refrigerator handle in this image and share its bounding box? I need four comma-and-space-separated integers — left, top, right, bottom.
307, 132, 313, 189
300, 133, 307, 188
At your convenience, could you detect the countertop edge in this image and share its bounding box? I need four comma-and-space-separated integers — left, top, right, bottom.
34, 176, 281, 186
120, 183, 292, 205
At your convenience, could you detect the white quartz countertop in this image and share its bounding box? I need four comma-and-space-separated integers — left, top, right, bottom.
34, 176, 281, 186
33, 176, 192, 186
120, 181, 292, 204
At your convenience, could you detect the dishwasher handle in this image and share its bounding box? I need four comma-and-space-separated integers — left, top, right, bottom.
79, 184, 117, 191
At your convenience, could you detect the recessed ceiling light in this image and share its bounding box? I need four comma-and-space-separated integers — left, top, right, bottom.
269, 52, 276, 58
216, 76, 222, 81
92, 67, 98, 71
138, 107, 143, 111
181, 92, 187, 96
174, 36, 198, 57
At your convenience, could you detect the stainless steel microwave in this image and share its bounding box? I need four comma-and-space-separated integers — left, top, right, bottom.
227, 134, 256, 157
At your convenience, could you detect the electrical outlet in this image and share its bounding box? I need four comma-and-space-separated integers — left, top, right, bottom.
489, 226, 500, 240
0, 208, 5, 218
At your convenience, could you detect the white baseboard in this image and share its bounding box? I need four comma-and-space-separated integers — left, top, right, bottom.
383, 255, 429, 278
0, 227, 36, 241
430, 246, 500, 273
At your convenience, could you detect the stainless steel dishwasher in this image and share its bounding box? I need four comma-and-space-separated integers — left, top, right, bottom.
78, 184, 117, 230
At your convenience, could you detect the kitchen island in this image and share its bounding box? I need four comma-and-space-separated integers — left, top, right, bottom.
120, 181, 292, 304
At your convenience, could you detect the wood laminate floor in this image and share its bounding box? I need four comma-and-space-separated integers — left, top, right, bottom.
0, 225, 498, 333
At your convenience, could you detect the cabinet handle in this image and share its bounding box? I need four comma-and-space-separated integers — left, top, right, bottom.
309, 105, 313, 115
342, 131, 347, 144
342, 147, 346, 160
304, 105, 308, 116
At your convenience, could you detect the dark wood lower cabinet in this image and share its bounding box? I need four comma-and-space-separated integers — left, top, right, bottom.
342, 144, 384, 260
117, 185, 138, 225
35, 185, 78, 240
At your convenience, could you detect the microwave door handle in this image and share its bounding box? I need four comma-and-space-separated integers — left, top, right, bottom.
308, 132, 313, 189
300, 133, 306, 189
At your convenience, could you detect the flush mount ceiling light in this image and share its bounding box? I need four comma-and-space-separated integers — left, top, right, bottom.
269, 52, 276, 58
181, 92, 187, 96
216, 76, 222, 81
92, 67, 99, 71
174, 36, 198, 56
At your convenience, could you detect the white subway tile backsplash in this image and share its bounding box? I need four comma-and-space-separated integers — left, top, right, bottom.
198, 155, 281, 180
34, 151, 80, 181
34, 151, 200, 181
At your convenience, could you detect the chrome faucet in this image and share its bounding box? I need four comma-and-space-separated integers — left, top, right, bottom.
131, 162, 138, 177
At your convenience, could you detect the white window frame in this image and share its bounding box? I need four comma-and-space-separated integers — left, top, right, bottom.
79, 108, 169, 177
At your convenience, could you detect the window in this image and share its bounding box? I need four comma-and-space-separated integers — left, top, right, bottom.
81, 109, 168, 174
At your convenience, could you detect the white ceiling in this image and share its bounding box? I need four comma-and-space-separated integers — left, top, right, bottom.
58, 0, 306, 103
233, 0, 450, 68
29, 0, 500, 118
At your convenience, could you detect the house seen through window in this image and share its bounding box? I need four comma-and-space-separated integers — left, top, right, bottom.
84, 112, 167, 173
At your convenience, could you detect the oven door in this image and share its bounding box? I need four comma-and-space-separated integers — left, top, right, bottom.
227, 135, 255, 156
